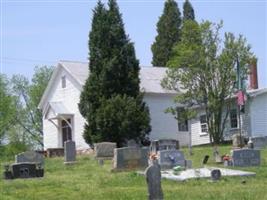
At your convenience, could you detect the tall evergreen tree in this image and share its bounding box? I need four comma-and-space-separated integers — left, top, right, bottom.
79, 1, 109, 144
79, 0, 150, 147
151, 0, 181, 67
183, 0, 195, 21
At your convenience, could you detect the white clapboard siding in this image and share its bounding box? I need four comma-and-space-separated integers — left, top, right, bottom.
144, 94, 188, 146
250, 93, 267, 137
43, 118, 59, 149
42, 68, 88, 150
191, 111, 210, 146
223, 101, 251, 140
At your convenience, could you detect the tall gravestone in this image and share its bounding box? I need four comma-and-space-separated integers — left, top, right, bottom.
64, 140, 76, 164
145, 160, 164, 200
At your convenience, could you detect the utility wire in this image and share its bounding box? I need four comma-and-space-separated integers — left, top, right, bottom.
2, 57, 56, 63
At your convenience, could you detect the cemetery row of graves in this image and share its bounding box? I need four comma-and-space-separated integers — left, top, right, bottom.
1, 136, 267, 199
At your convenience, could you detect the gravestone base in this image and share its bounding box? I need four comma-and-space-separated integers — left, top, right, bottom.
95, 157, 113, 166
36, 169, 44, 177
64, 161, 77, 165
6, 162, 44, 179
47, 148, 64, 157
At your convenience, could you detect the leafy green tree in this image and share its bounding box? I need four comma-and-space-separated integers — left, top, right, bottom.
11, 66, 53, 148
163, 20, 253, 144
79, 0, 150, 147
183, 0, 195, 21
151, 0, 181, 67
0, 74, 16, 143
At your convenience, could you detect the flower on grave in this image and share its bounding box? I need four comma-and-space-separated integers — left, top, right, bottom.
149, 153, 158, 160
222, 154, 231, 161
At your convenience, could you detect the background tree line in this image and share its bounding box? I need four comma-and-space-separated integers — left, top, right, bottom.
0, 66, 53, 158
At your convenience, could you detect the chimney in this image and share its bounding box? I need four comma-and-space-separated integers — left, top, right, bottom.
249, 57, 258, 90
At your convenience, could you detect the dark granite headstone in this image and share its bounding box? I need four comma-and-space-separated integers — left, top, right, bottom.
11, 163, 37, 179
113, 147, 149, 171
158, 149, 191, 169
202, 155, 209, 165
4, 162, 44, 180
94, 142, 116, 159
15, 151, 44, 166
64, 140, 76, 164
211, 169, 221, 181
231, 149, 260, 167
145, 160, 163, 200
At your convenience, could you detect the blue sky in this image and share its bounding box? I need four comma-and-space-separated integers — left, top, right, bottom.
1, 0, 266, 87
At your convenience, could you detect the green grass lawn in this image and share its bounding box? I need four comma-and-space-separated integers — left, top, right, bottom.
1, 145, 267, 200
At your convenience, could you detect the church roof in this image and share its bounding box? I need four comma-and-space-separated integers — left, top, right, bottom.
38, 61, 177, 110
59, 60, 177, 94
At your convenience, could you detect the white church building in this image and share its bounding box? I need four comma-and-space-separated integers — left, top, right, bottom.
38, 61, 267, 150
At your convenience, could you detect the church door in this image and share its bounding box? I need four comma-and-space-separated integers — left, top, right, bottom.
62, 118, 72, 147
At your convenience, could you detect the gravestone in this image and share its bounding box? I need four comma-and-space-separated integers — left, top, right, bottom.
231, 149, 260, 167
145, 160, 164, 200
247, 137, 254, 149
64, 140, 76, 164
211, 169, 221, 181
232, 134, 245, 148
15, 151, 44, 166
158, 150, 191, 169
94, 142, 116, 159
127, 139, 139, 148
6, 163, 44, 179
150, 139, 179, 154
11, 163, 37, 178
213, 147, 223, 163
202, 155, 209, 166
113, 147, 149, 171
251, 136, 267, 149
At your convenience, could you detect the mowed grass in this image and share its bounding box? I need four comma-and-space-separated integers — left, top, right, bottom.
1, 145, 267, 200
